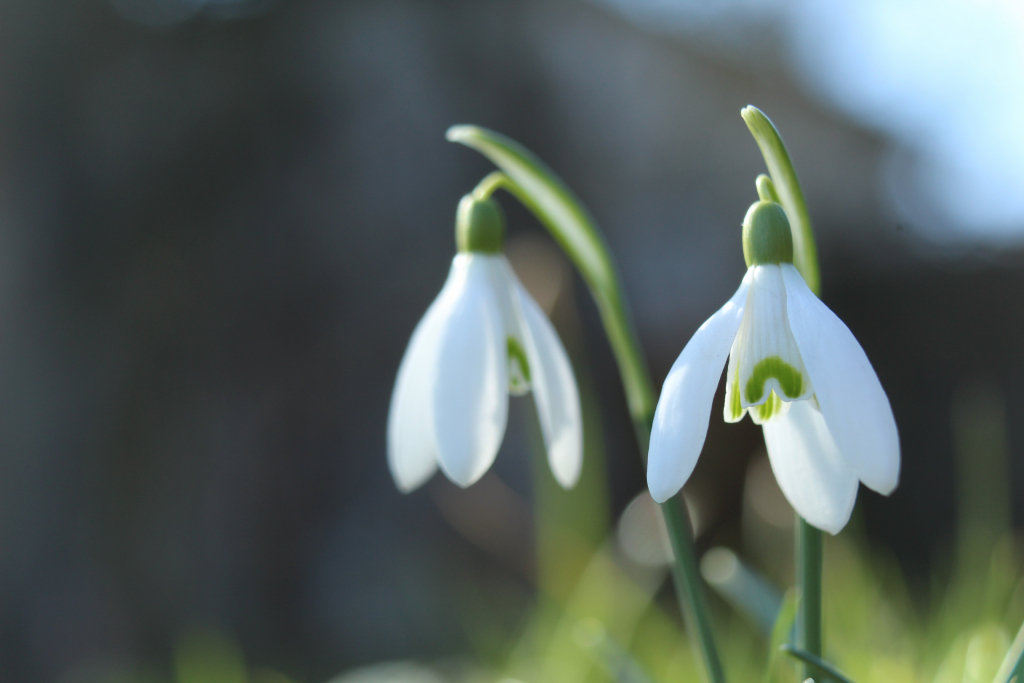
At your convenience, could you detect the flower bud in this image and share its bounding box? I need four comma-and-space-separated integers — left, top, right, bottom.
456, 194, 506, 254
742, 200, 793, 267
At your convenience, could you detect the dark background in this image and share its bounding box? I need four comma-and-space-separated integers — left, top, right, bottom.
0, 0, 1020, 680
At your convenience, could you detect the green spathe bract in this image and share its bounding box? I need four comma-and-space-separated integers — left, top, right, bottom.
742, 105, 820, 295
456, 194, 506, 254
742, 201, 793, 266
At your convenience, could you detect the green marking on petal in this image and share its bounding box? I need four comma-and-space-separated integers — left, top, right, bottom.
507, 336, 531, 395
745, 355, 803, 404
754, 391, 782, 422
726, 375, 744, 422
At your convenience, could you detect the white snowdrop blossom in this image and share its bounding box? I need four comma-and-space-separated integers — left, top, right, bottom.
647, 201, 899, 533
387, 194, 583, 493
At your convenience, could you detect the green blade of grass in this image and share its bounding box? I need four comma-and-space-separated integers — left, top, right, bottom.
993, 618, 1024, 683
764, 590, 797, 683
780, 644, 858, 683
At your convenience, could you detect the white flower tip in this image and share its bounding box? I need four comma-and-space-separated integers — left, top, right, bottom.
389, 465, 425, 494
554, 472, 578, 490
859, 433, 900, 496
871, 470, 899, 497
814, 514, 849, 536
647, 413, 701, 507
387, 446, 436, 494
646, 472, 680, 505
436, 454, 489, 489
391, 476, 420, 495
551, 457, 581, 490
806, 489, 856, 534
546, 431, 583, 489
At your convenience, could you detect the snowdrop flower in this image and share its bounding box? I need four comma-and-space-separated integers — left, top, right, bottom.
387, 194, 583, 493
647, 201, 899, 533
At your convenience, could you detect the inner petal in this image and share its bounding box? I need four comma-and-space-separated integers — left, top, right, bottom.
484, 256, 535, 397
731, 265, 813, 410
507, 336, 532, 396
750, 390, 791, 425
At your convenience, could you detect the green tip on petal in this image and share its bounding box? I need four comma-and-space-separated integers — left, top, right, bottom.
456, 194, 506, 254
742, 200, 793, 266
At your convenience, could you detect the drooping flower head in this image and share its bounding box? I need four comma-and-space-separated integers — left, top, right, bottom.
387, 193, 583, 493
647, 200, 899, 533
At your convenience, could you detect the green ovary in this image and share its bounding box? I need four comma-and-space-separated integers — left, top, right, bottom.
744, 355, 803, 404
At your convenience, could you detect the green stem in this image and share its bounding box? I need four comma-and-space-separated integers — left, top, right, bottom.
664, 497, 728, 683
796, 517, 823, 679
745, 107, 826, 676
448, 125, 726, 683
472, 171, 512, 200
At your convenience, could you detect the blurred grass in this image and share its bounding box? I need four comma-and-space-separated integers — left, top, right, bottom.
81, 316, 1022, 683
473, 377, 1023, 683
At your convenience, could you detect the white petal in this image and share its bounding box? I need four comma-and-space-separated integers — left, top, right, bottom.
432, 255, 509, 487
505, 264, 583, 489
726, 265, 813, 420
386, 260, 463, 492
782, 264, 900, 494
647, 271, 753, 503
762, 400, 859, 534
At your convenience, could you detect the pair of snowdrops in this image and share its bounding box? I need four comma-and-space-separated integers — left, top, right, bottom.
387, 193, 899, 534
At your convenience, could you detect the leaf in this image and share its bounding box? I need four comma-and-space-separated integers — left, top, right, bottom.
780, 644, 859, 683
764, 589, 797, 683
700, 546, 784, 637
992, 618, 1024, 683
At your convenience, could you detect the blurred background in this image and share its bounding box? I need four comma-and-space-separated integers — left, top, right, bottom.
0, 0, 1022, 680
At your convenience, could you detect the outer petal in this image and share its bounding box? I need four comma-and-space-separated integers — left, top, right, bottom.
505, 263, 583, 489
781, 264, 900, 494
432, 255, 509, 487
387, 260, 461, 492
762, 400, 858, 534
647, 270, 753, 503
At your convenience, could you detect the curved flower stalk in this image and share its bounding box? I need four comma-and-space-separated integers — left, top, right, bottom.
647, 199, 900, 534
387, 193, 583, 492
447, 126, 726, 683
